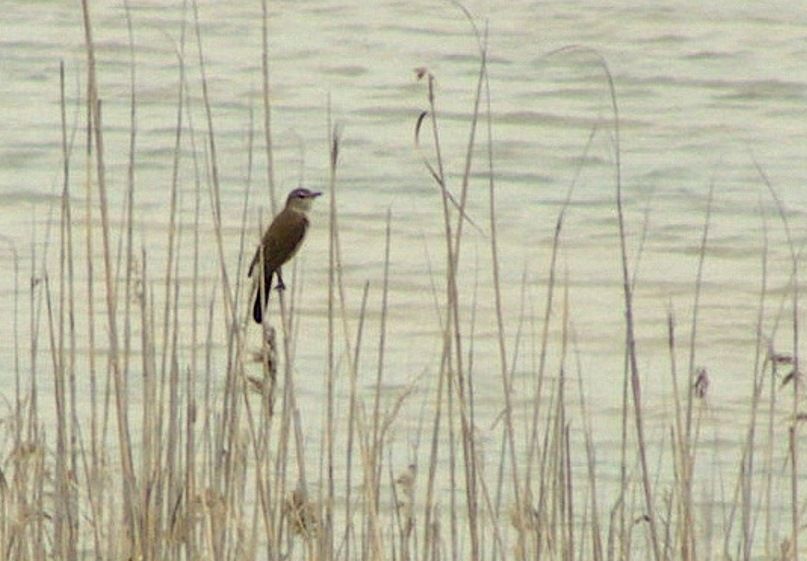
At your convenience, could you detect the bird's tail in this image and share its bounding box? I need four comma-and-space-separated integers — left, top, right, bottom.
252, 269, 274, 324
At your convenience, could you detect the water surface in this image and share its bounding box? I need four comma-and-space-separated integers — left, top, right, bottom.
1, 0, 806, 549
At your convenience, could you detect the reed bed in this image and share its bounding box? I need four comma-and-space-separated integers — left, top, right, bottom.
0, 2, 804, 561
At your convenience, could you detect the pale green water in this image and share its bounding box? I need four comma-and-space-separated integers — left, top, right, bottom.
1, 0, 806, 553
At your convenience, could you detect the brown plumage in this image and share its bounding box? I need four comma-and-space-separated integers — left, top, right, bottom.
249, 187, 321, 323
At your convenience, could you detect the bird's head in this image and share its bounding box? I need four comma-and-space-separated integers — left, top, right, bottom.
285, 187, 322, 213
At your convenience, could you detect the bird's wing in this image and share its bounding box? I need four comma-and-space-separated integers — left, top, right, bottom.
262, 210, 309, 271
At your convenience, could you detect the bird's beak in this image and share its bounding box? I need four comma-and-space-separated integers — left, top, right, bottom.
309, 191, 323, 198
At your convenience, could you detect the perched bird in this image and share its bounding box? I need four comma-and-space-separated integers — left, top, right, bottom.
249, 187, 322, 323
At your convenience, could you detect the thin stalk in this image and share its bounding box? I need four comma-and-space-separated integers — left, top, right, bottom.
261, 0, 277, 215
752, 158, 799, 561
80, 1, 139, 549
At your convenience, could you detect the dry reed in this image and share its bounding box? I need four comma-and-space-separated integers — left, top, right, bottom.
0, 3, 804, 561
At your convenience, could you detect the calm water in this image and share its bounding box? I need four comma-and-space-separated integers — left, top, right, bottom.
2, 0, 806, 546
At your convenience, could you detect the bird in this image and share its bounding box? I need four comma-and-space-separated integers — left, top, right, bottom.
249, 187, 322, 323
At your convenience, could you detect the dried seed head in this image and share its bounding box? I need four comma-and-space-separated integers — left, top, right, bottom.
770, 352, 793, 366
284, 488, 319, 540
509, 502, 538, 532
394, 464, 416, 536
395, 463, 416, 489
781, 369, 802, 389
778, 538, 791, 561
11, 441, 42, 465
693, 367, 709, 399
192, 488, 227, 531
246, 375, 265, 394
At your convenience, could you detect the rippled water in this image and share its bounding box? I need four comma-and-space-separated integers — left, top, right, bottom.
2, 0, 806, 539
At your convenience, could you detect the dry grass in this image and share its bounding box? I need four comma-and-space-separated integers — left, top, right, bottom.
0, 2, 805, 561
